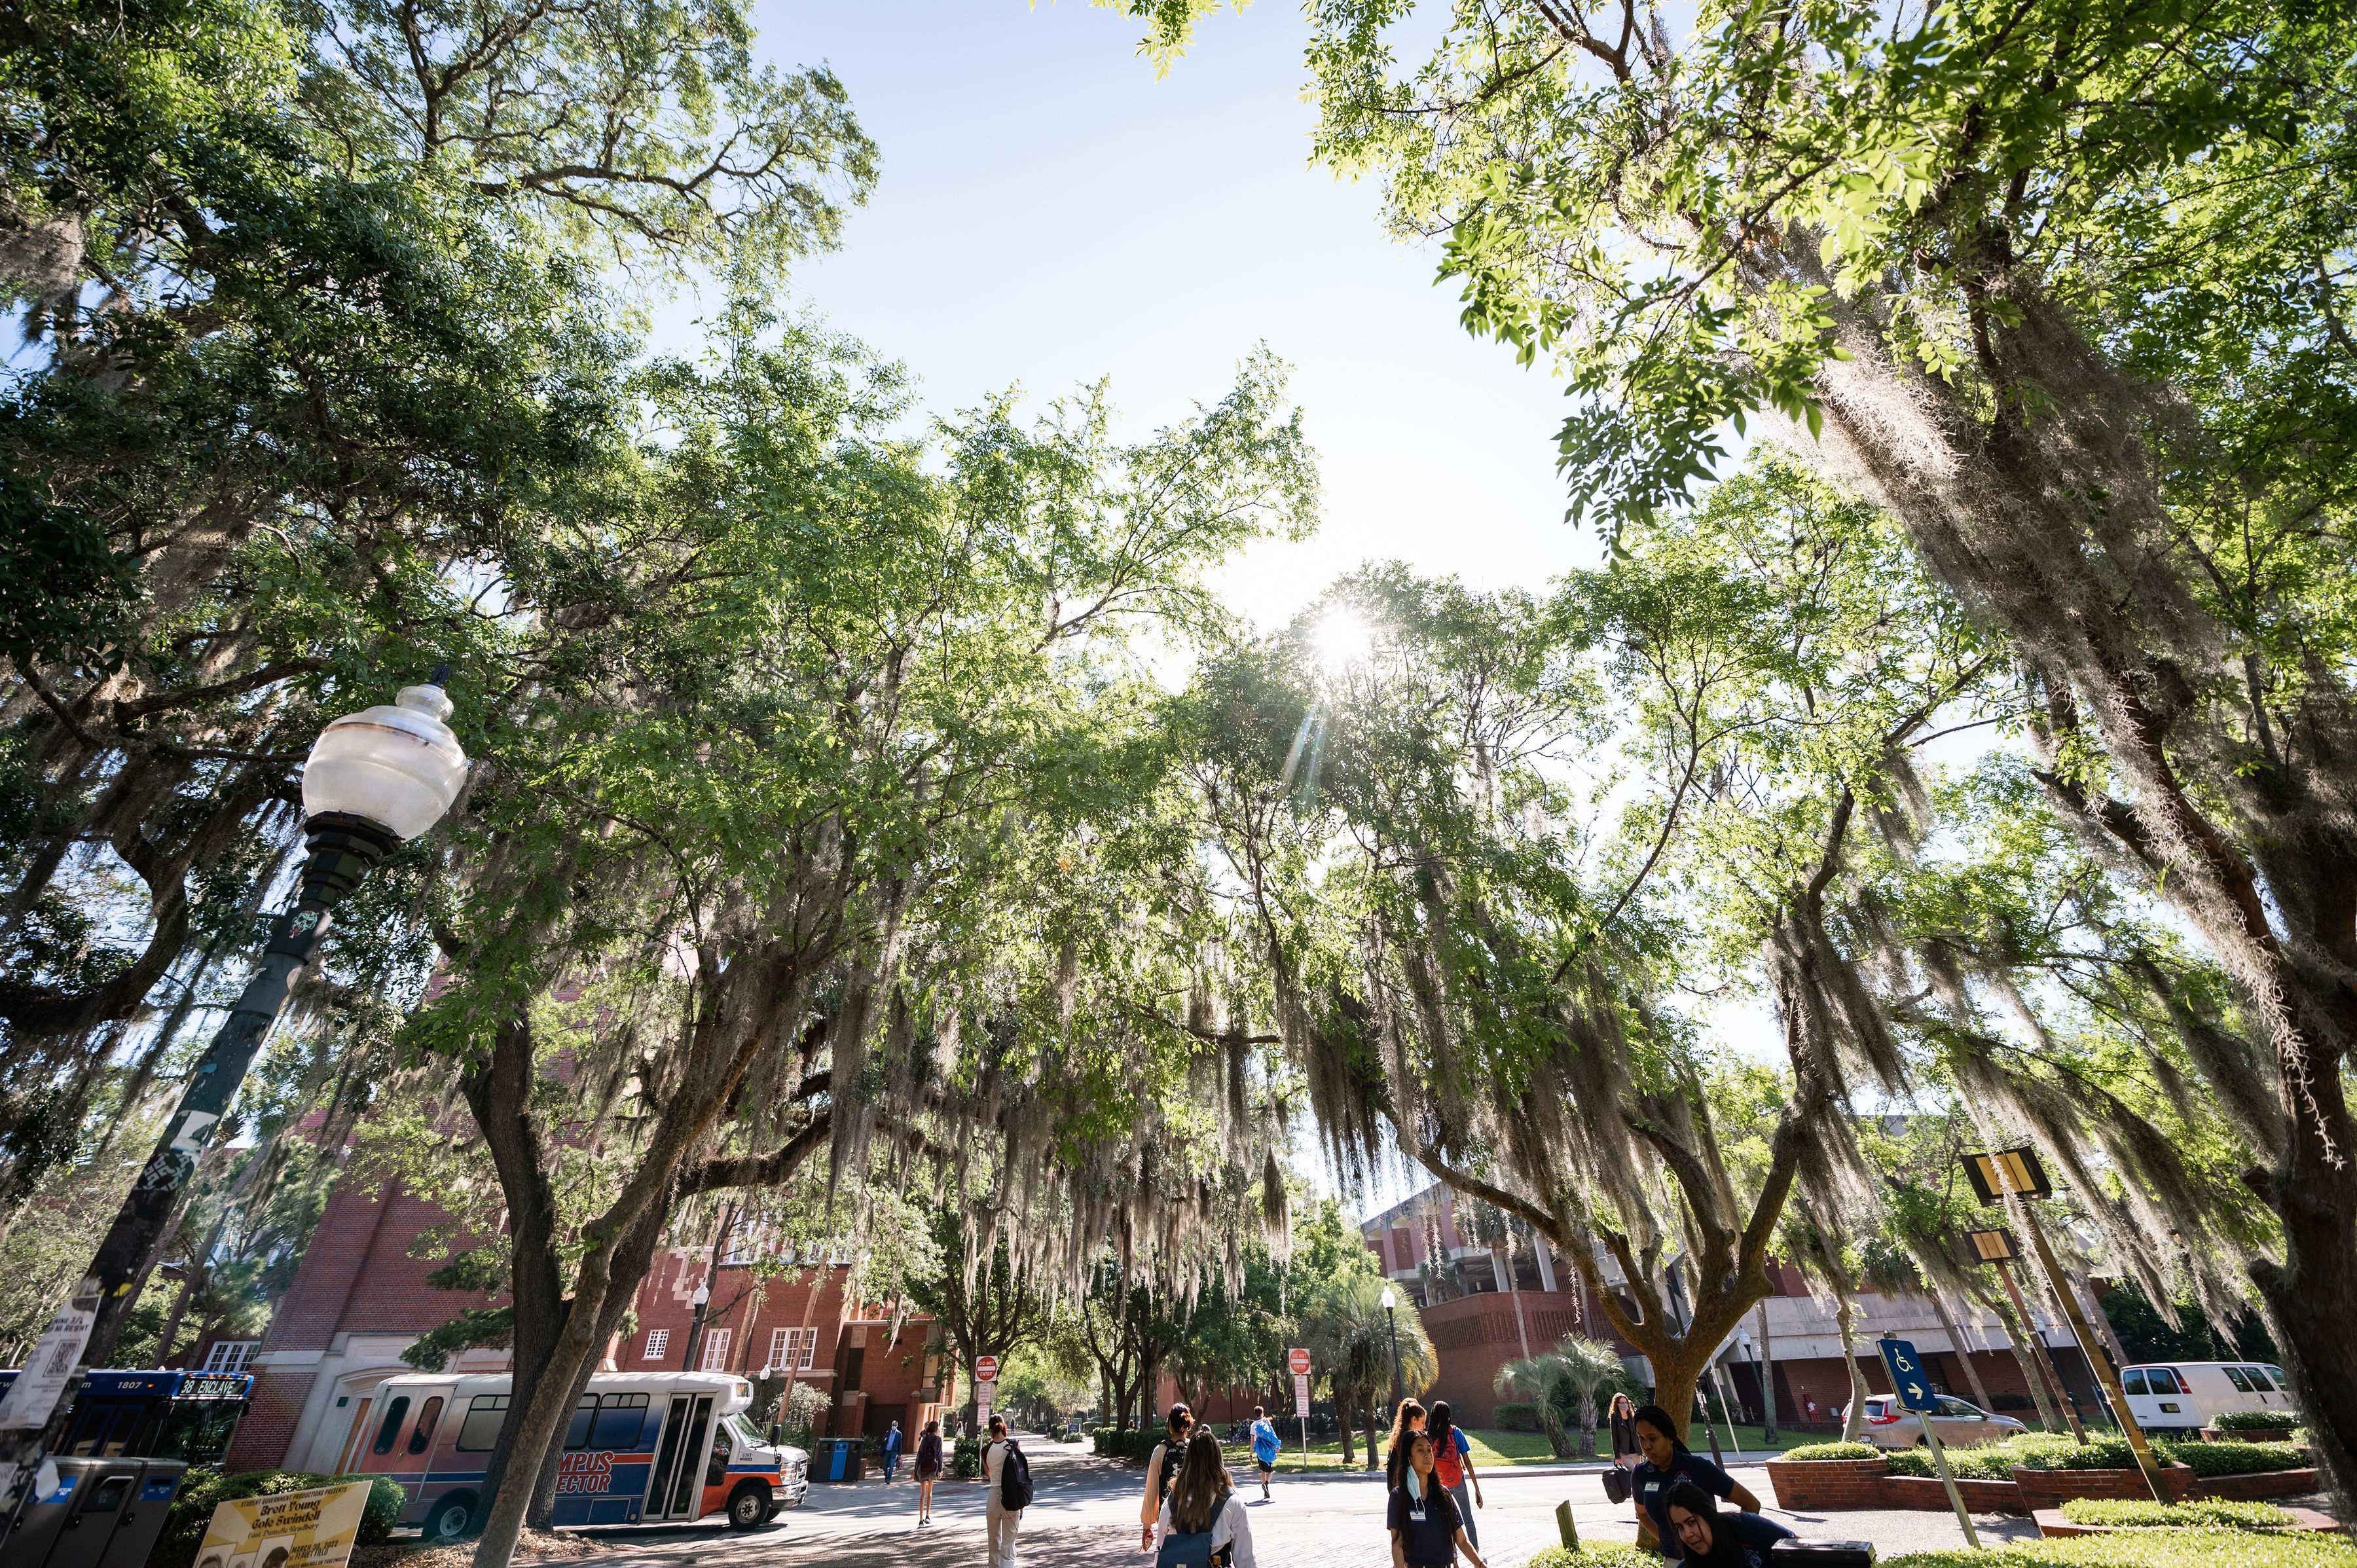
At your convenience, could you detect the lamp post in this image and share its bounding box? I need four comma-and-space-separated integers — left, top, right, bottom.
1964, 1227, 2079, 1440
1740, 1331, 1774, 1444
684, 1277, 713, 1371
1379, 1285, 1404, 1417
0, 678, 464, 1516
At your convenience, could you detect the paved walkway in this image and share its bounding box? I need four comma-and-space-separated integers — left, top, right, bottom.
558, 1440, 2042, 1567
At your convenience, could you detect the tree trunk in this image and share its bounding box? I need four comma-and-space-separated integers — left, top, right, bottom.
1336, 1383, 1355, 1468
1928, 1291, 1996, 1415
1362, 1385, 1380, 1471
1835, 1296, 1869, 1443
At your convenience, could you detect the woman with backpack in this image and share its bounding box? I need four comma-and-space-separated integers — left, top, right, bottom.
1153, 1429, 1257, 1567
1426, 1401, 1482, 1547
911, 1418, 943, 1527
983, 1413, 1031, 1567
1140, 1402, 1195, 1552
1388, 1428, 1489, 1568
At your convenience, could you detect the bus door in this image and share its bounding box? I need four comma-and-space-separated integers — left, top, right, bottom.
644, 1393, 715, 1522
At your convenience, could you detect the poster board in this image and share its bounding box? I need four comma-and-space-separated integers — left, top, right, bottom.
192, 1480, 373, 1568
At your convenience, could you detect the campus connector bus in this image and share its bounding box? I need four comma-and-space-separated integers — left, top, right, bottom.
343, 1370, 807, 1541
0, 1367, 252, 1465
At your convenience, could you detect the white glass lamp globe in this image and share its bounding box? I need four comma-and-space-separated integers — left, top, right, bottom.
1380, 1285, 1397, 1311
301, 683, 468, 839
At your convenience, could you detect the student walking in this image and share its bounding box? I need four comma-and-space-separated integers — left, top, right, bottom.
1141, 1403, 1196, 1552
1426, 1402, 1482, 1547
881, 1419, 904, 1483
1610, 1393, 1641, 1472
1247, 1406, 1281, 1500
1388, 1429, 1489, 1568
1155, 1429, 1258, 1566
983, 1414, 1031, 1567
911, 1418, 943, 1527
1383, 1398, 1427, 1491
1626, 1403, 1763, 1556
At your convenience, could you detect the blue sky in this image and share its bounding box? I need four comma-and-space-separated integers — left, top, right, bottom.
657, 0, 1599, 632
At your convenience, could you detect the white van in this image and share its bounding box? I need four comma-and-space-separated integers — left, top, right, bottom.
2119, 1361, 2293, 1432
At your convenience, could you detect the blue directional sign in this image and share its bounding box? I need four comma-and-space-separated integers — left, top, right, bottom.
1878, 1337, 1941, 1414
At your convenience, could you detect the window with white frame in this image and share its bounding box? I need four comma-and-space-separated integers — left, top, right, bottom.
642, 1329, 670, 1360
765, 1327, 818, 1372
700, 1328, 732, 1372
203, 1340, 259, 1374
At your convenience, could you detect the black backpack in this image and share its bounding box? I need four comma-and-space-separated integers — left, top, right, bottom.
1156, 1435, 1189, 1501
998, 1440, 1033, 1510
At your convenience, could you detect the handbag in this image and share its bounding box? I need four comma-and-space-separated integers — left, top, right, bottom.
1602, 1466, 1632, 1504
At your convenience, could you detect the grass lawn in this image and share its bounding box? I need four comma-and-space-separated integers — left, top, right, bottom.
1272, 1424, 1820, 1471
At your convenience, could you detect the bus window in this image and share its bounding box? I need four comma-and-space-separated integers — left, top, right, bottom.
564, 1395, 598, 1450
408, 1396, 445, 1455
372, 1396, 412, 1455
456, 1395, 508, 1451
589, 1394, 649, 1449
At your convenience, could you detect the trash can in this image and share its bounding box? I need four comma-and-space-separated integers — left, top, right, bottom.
819, 1437, 865, 1482
1, 1457, 186, 1568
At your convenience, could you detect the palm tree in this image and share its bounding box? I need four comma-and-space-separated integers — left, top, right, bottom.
1306, 1273, 1436, 1470
1495, 1334, 1625, 1459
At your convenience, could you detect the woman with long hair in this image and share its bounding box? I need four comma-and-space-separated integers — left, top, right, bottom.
911, 1417, 943, 1527
1426, 1400, 1482, 1547
1383, 1397, 1427, 1490
1141, 1402, 1196, 1552
1154, 1429, 1257, 1566
1628, 1402, 1763, 1555
1609, 1392, 1641, 1470
1387, 1429, 1489, 1568
1663, 1480, 1793, 1566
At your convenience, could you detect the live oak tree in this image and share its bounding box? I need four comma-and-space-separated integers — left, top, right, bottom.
1126, 0, 2357, 1499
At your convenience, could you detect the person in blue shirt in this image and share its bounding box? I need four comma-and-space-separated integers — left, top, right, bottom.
1627, 1403, 1763, 1556
1247, 1405, 1282, 1499
881, 1419, 903, 1483
1662, 1481, 1793, 1567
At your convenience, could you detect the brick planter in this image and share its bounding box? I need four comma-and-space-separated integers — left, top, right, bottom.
2200, 1427, 2295, 1444
1764, 1458, 1890, 1512
2195, 1468, 2320, 1501
1882, 1475, 2026, 1513
2009, 1463, 2196, 1510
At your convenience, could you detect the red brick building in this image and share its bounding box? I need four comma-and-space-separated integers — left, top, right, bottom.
1359, 1184, 2073, 1431
219, 1173, 950, 1474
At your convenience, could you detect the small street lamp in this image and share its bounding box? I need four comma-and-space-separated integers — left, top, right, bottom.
1740, 1331, 1774, 1444
684, 1277, 714, 1370
96, 681, 465, 1358
1380, 1285, 1404, 1417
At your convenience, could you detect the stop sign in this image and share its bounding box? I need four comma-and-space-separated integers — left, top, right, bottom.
1287, 1347, 1310, 1377
975, 1355, 1000, 1383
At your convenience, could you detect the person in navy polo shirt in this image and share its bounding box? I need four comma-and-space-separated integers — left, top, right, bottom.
1626, 1404, 1763, 1556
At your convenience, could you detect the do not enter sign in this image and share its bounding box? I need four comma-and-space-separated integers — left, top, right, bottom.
974, 1355, 1000, 1384
1287, 1347, 1310, 1377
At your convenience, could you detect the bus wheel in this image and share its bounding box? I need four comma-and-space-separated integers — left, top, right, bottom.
426, 1493, 479, 1542
726, 1483, 773, 1530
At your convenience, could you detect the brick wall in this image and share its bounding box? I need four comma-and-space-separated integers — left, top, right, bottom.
1764, 1458, 2313, 1515
1421, 1289, 1602, 1426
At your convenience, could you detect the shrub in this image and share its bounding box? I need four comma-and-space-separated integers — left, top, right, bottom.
2159, 1441, 2310, 1478
1494, 1400, 1542, 1432
1884, 1443, 2019, 1480
1886, 1537, 2357, 1567
1522, 1548, 1658, 1568
1778, 1441, 1883, 1463
2060, 1499, 2296, 1531
953, 1437, 983, 1480
2214, 1410, 2303, 1432
157, 1470, 403, 1568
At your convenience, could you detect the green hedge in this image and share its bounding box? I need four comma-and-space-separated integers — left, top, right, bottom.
1531, 1536, 2357, 1568
156, 1470, 404, 1568
1874, 1433, 2310, 1480
1494, 1400, 1542, 1432
1091, 1426, 1163, 1462
1777, 1440, 1884, 1463
2061, 1499, 2296, 1531
953, 1437, 983, 1480
2214, 1410, 2303, 1432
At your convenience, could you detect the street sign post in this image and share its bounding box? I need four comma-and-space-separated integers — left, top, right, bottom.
972, 1356, 999, 1432
1878, 1337, 1979, 1550
974, 1355, 1000, 1383
1288, 1349, 1311, 1471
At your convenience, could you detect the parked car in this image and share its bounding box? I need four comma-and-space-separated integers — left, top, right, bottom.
1841, 1393, 2027, 1449
2119, 1361, 2294, 1433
